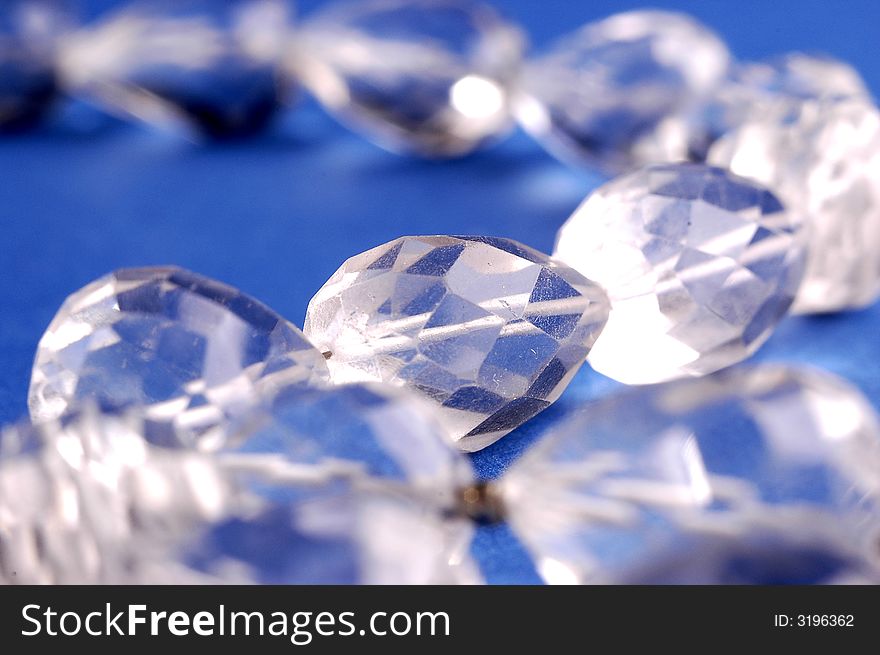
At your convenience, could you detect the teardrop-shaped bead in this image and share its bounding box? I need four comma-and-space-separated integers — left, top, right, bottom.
58, 0, 294, 138
501, 365, 880, 584
29, 266, 329, 447
517, 10, 730, 173
709, 97, 880, 314
0, 0, 74, 130
294, 0, 525, 157
634, 52, 872, 164
554, 164, 805, 385
304, 236, 610, 451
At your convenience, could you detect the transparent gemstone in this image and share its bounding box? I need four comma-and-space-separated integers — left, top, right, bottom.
294, 0, 525, 157
709, 97, 880, 313
2, 391, 480, 584
0, 0, 73, 130
501, 365, 880, 584
0, 406, 231, 584
57, 0, 293, 138
554, 164, 805, 385
29, 266, 329, 448
304, 236, 610, 451
635, 52, 872, 164
516, 10, 730, 173
198, 382, 480, 584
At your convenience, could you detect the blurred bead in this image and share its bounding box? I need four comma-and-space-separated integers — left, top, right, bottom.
0, 0, 74, 130
198, 382, 480, 584
709, 98, 880, 313
29, 266, 329, 448
3, 388, 480, 584
554, 164, 804, 385
0, 406, 231, 584
501, 365, 880, 584
294, 0, 525, 157
612, 528, 880, 584
304, 236, 609, 451
58, 0, 293, 138
517, 10, 730, 173
224, 381, 472, 500
635, 52, 872, 164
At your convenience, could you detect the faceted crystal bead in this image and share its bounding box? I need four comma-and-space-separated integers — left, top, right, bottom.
501, 365, 880, 584
199, 382, 480, 583
554, 164, 805, 385
635, 52, 872, 164
736, 52, 870, 102
0, 0, 74, 130
294, 0, 525, 157
709, 98, 880, 313
58, 0, 293, 138
0, 406, 231, 584
3, 391, 480, 584
29, 266, 329, 448
304, 236, 610, 451
516, 10, 730, 173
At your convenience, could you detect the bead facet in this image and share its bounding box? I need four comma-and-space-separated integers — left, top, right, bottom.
294, 0, 525, 157
29, 266, 329, 447
501, 365, 880, 584
554, 164, 805, 385
517, 10, 730, 173
709, 97, 880, 313
304, 236, 610, 451
58, 0, 293, 138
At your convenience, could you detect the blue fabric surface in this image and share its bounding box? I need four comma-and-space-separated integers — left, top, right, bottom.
1, 0, 879, 584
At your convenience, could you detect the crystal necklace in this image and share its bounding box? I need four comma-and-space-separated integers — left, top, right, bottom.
2, 0, 879, 584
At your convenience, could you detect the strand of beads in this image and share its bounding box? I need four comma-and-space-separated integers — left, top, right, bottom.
24, 161, 810, 450
9, 158, 875, 584
9, 287, 880, 583
4, 1, 877, 315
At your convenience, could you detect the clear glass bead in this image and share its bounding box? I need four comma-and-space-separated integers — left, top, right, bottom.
516, 10, 730, 173
635, 52, 872, 164
303, 236, 610, 451
3, 390, 480, 584
501, 365, 880, 584
29, 266, 329, 448
554, 164, 805, 385
709, 97, 880, 313
294, 0, 525, 157
0, 0, 74, 130
58, 0, 294, 138
199, 382, 480, 584
0, 406, 231, 584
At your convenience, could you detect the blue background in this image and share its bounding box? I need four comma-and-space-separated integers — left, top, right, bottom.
2, 0, 880, 583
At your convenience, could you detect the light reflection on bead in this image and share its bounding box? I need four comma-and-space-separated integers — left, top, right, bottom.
709, 97, 880, 314
293, 0, 525, 157
29, 266, 330, 448
517, 10, 730, 173
554, 164, 805, 385
58, 0, 294, 138
501, 365, 880, 584
304, 235, 609, 451
635, 52, 872, 165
